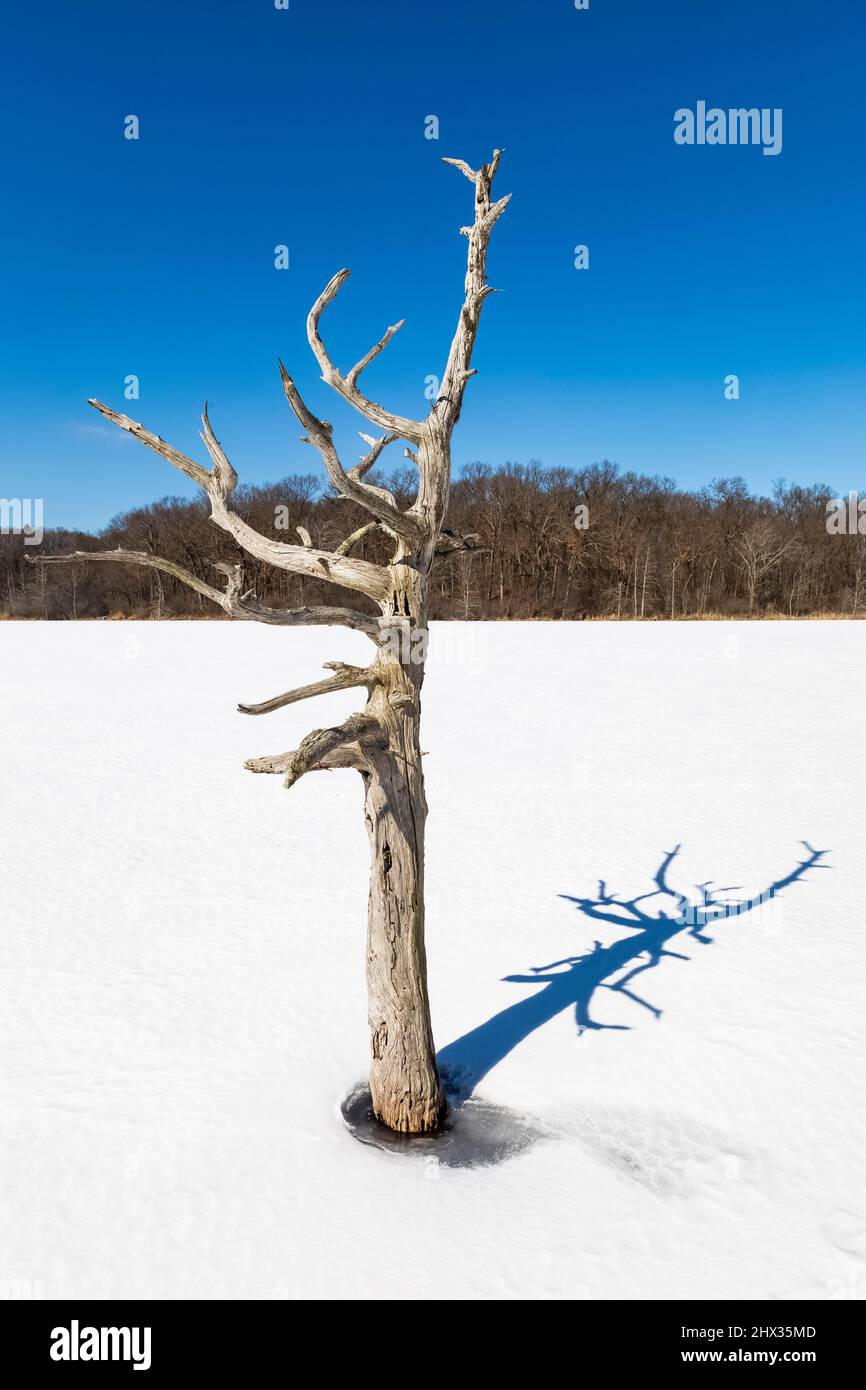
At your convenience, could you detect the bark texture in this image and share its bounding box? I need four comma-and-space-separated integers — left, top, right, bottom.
362, 653, 440, 1130
33, 150, 510, 1133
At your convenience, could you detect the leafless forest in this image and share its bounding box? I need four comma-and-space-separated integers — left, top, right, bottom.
4, 462, 864, 619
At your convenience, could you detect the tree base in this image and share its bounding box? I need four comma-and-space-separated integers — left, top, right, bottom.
370, 1080, 445, 1135
342, 1084, 543, 1167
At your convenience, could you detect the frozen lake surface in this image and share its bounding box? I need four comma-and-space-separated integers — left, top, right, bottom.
1, 619, 864, 1300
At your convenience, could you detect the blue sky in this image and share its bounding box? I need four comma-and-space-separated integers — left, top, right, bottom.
2, 0, 864, 530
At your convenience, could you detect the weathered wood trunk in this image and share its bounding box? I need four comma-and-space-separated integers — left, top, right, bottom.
362, 732, 443, 1131
361, 574, 444, 1132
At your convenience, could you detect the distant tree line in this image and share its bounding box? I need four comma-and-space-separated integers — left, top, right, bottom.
3, 462, 864, 619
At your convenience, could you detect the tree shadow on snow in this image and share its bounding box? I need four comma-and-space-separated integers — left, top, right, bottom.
437, 841, 830, 1106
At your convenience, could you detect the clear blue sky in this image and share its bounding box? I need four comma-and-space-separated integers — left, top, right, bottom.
2, 0, 864, 530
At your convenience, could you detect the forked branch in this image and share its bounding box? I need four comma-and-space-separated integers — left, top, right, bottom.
399, 149, 511, 535
244, 712, 387, 788
279, 362, 423, 549
306, 270, 425, 443
85, 400, 391, 604
436, 149, 511, 432
350, 431, 398, 482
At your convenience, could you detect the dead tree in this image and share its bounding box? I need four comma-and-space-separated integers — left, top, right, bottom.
31, 151, 510, 1134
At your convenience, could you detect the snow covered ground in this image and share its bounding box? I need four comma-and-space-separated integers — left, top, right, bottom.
1, 619, 864, 1301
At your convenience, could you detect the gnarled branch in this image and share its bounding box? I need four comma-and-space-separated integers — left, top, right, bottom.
30, 547, 226, 606
350, 431, 397, 482
200, 401, 238, 496
279, 361, 422, 549
244, 712, 387, 788
397, 150, 510, 539
27, 550, 381, 637
306, 270, 425, 442
238, 662, 377, 716
87, 400, 391, 604
436, 149, 511, 431
334, 521, 381, 557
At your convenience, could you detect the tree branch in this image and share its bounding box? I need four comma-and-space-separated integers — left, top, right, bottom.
334, 521, 381, 557
440, 157, 479, 184
436, 149, 510, 431
350, 431, 397, 482
278, 361, 422, 548
244, 712, 387, 788
238, 662, 377, 715
87, 399, 391, 603
200, 401, 238, 496
306, 270, 425, 442
28, 550, 381, 637
29, 547, 226, 605
395, 150, 511, 540
347, 321, 405, 390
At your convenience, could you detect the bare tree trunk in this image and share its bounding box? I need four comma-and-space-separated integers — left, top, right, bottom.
640, 545, 650, 618
356, 551, 444, 1129
362, 686, 442, 1129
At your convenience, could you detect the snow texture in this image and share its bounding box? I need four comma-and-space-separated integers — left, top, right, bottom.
1, 620, 864, 1300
